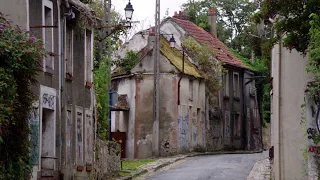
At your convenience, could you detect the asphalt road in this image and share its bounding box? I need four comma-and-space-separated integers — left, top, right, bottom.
142, 152, 267, 180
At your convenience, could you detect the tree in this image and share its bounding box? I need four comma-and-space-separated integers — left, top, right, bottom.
0, 13, 45, 179
256, 0, 320, 54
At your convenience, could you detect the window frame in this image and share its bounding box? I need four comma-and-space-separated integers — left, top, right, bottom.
223, 72, 229, 97
189, 79, 193, 101
42, 0, 54, 73
84, 29, 93, 85
233, 72, 240, 98
65, 23, 74, 78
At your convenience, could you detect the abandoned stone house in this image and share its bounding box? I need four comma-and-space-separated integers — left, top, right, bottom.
111, 9, 262, 159
111, 35, 206, 159
164, 10, 263, 151
0, 0, 96, 179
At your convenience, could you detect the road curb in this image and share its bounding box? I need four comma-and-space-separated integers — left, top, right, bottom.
115, 150, 262, 180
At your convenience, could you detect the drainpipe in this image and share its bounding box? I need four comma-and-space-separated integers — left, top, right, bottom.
242, 69, 247, 150
178, 50, 185, 105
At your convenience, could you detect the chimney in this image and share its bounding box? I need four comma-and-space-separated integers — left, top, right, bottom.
208, 8, 217, 38
173, 10, 188, 20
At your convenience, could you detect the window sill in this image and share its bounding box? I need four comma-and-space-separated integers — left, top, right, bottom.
86, 165, 93, 172
45, 67, 54, 75
76, 165, 84, 172
233, 97, 240, 101
65, 73, 74, 82
85, 81, 93, 89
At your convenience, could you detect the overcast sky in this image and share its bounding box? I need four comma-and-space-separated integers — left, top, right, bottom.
114, 0, 187, 31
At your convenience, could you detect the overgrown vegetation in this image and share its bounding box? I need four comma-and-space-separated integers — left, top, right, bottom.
181, 37, 223, 104
112, 50, 139, 73
0, 13, 45, 179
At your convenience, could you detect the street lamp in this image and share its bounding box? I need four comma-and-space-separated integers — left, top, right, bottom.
124, 0, 134, 21
169, 35, 176, 48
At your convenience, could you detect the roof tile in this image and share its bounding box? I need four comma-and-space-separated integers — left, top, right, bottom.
171, 17, 249, 69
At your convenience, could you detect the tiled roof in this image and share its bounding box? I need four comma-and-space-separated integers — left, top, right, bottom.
171, 17, 249, 69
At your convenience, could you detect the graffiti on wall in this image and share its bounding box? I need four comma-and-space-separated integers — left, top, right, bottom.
234, 113, 241, 138
178, 106, 189, 150
192, 112, 197, 147
42, 93, 55, 110
224, 111, 230, 143
66, 110, 72, 167
247, 108, 251, 150
85, 109, 93, 164
76, 107, 83, 164
29, 102, 40, 165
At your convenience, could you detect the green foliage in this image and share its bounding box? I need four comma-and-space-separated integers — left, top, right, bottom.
0, 13, 45, 179
94, 60, 110, 139
181, 37, 223, 104
257, 0, 320, 54
113, 50, 139, 73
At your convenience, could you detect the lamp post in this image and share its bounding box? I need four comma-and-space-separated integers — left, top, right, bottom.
98, 0, 134, 141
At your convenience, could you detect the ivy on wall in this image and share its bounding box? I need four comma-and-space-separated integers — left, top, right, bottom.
0, 13, 45, 179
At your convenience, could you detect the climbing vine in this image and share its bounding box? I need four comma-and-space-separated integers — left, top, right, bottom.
0, 13, 45, 179
181, 37, 223, 104
112, 50, 139, 73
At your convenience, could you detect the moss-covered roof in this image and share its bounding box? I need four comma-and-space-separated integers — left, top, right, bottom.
160, 37, 201, 78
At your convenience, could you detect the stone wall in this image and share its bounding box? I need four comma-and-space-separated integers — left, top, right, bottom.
95, 139, 121, 180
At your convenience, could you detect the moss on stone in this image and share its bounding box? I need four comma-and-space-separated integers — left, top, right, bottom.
160, 37, 201, 78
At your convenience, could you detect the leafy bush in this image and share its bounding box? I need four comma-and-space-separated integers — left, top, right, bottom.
0, 13, 45, 179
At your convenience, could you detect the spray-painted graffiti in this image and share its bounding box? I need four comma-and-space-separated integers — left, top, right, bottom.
85, 109, 93, 164
224, 111, 230, 141
66, 110, 72, 167
178, 113, 189, 149
247, 108, 251, 150
234, 113, 241, 138
76, 107, 83, 164
29, 103, 39, 165
42, 93, 55, 109
308, 128, 318, 140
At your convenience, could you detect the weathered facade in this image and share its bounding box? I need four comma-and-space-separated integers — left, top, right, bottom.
161, 11, 262, 151
270, 40, 310, 180
112, 35, 206, 159
0, 0, 96, 179
112, 10, 262, 159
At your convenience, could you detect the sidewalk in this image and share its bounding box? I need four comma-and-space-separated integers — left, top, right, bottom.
116, 150, 262, 180
246, 158, 271, 180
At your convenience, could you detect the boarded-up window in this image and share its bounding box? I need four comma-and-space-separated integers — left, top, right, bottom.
85, 30, 92, 83
233, 72, 240, 98
65, 25, 73, 76
189, 79, 193, 101
223, 72, 229, 96
234, 112, 241, 138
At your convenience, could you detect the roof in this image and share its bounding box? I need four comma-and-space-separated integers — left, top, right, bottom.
170, 17, 249, 69
160, 37, 201, 78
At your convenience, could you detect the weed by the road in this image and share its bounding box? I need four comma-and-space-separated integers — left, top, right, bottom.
122, 159, 155, 171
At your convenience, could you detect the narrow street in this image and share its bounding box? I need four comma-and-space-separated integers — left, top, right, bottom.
140, 152, 268, 180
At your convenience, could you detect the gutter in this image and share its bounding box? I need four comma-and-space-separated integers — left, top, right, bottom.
178, 50, 185, 105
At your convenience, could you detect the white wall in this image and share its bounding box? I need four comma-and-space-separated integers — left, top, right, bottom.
271, 42, 309, 180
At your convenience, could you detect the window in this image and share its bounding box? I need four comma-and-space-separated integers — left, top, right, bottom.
189, 79, 193, 101
42, 0, 54, 73
223, 72, 229, 96
85, 30, 93, 83
233, 72, 240, 98
65, 25, 73, 77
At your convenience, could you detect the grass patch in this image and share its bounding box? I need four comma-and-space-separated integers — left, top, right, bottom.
122, 159, 156, 171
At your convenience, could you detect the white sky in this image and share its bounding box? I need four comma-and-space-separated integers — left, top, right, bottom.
114, 0, 187, 31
